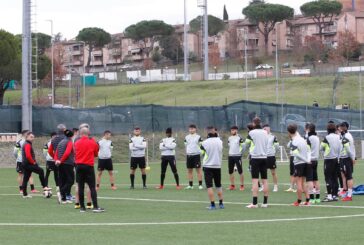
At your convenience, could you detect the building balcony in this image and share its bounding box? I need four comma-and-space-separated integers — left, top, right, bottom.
107, 59, 122, 65
286, 30, 294, 36
72, 50, 83, 56
247, 33, 259, 40
72, 60, 83, 66
110, 49, 121, 56
239, 45, 259, 51
92, 50, 103, 56
129, 55, 143, 61
314, 26, 337, 35
91, 60, 103, 66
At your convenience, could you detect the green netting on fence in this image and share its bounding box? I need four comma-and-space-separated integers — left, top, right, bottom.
0, 101, 362, 138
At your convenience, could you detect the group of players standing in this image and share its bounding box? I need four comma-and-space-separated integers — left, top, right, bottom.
14, 116, 356, 211
15, 124, 105, 212
196, 117, 356, 209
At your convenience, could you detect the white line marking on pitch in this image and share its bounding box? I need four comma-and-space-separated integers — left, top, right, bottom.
97, 196, 364, 209
0, 194, 364, 209
1, 194, 363, 209
0, 183, 306, 188
1, 213, 364, 226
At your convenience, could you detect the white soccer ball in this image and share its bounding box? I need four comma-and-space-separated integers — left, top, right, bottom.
43, 190, 53, 198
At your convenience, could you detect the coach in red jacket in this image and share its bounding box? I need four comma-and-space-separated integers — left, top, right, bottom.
74, 127, 104, 213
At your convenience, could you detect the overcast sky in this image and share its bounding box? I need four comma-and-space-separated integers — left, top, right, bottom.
0, 0, 310, 39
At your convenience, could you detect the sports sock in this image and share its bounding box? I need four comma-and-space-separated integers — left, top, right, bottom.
19, 186, 22, 191
111, 183, 114, 187
253, 196, 258, 205
306, 198, 310, 202
189, 181, 193, 187
75, 202, 80, 206
310, 194, 315, 200
199, 181, 203, 186
174, 173, 179, 186
316, 193, 320, 199
348, 188, 353, 198
161, 173, 166, 186
297, 199, 302, 204
142, 174, 147, 187
338, 176, 343, 189
96, 184, 100, 188
219, 200, 223, 205
87, 202, 92, 207
30, 184, 35, 191
210, 201, 215, 207
130, 174, 135, 187
263, 196, 268, 204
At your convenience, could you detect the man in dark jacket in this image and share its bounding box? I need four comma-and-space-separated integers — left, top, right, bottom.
55, 129, 75, 204
21, 132, 51, 198
48, 124, 66, 157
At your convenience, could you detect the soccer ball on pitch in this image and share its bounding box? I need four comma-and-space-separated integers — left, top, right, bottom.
43, 190, 53, 198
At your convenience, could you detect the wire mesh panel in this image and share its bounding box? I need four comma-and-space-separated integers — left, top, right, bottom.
0, 101, 363, 141
0, 133, 19, 167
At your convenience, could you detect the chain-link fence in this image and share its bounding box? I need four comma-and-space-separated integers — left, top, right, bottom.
0, 101, 363, 137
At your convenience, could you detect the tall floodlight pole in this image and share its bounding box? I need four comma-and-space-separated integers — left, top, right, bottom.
360, 68, 362, 139
183, 0, 189, 81
22, 0, 32, 131
46, 20, 54, 107
275, 22, 281, 104
203, 0, 209, 80
80, 41, 86, 108
244, 28, 248, 100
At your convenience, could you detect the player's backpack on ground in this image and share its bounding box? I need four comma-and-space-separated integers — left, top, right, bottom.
353, 185, 364, 195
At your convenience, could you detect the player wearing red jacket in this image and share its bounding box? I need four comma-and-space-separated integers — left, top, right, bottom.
74, 127, 104, 213
54, 129, 75, 204
21, 132, 51, 198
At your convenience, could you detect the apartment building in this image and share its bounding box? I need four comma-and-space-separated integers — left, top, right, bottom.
53, 0, 364, 73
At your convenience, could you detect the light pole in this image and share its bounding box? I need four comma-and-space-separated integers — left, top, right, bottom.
67, 45, 73, 107
79, 41, 86, 108
183, 0, 189, 81
360, 65, 362, 139
22, 0, 32, 131
244, 28, 248, 100
45, 20, 54, 107
198, 0, 209, 80
275, 22, 281, 104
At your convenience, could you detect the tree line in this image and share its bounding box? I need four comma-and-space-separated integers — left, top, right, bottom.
0, 0, 361, 105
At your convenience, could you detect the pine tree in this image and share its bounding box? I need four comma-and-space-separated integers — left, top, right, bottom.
223, 5, 229, 22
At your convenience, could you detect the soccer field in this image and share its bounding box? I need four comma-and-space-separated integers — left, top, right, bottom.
0, 161, 363, 245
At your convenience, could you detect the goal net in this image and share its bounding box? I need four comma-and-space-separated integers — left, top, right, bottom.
277, 145, 289, 163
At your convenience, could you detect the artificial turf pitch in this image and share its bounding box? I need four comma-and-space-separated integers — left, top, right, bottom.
0, 161, 363, 245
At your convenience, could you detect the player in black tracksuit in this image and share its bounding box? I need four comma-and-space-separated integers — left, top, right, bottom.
54, 130, 75, 204
157, 128, 181, 190
21, 132, 51, 198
